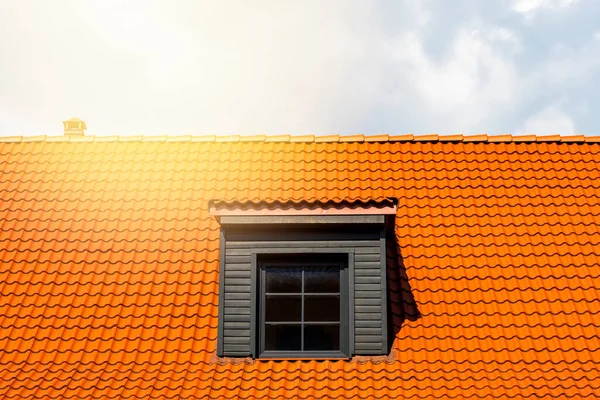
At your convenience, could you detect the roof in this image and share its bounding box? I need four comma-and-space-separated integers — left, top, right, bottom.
1, 138, 599, 399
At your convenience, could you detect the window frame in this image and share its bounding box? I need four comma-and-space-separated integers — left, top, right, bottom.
250, 249, 355, 359
258, 257, 349, 358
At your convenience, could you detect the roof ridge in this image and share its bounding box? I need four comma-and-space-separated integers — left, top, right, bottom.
0, 133, 598, 144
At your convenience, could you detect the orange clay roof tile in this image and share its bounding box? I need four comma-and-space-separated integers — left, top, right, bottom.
0, 138, 599, 399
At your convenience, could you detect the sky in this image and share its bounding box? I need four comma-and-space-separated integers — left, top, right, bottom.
0, 0, 599, 136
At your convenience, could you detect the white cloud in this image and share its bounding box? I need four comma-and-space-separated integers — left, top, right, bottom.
511, 0, 578, 17
519, 105, 576, 134
384, 24, 522, 131
488, 27, 519, 43
484, 26, 524, 57
538, 40, 600, 86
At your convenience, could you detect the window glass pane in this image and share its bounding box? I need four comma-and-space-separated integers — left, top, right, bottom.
265, 324, 301, 351
265, 268, 302, 293
304, 295, 340, 322
304, 266, 340, 293
304, 324, 340, 351
265, 295, 301, 322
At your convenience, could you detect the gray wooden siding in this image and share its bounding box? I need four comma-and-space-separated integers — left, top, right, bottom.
219, 227, 386, 357
352, 246, 383, 355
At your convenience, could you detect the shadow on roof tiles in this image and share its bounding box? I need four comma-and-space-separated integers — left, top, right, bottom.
386, 215, 420, 354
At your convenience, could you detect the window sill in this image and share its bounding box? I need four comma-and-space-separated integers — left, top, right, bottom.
258, 351, 349, 360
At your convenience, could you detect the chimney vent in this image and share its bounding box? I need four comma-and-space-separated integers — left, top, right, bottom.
63, 117, 87, 136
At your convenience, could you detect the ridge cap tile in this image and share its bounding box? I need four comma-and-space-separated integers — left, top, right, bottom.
191, 135, 217, 142
118, 135, 143, 142
339, 134, 365, 142
69, 135, 95, 142
142, 135, 168, 142
44, 135, 70, 142
488, 135, 513, 142
463, 134, 488, 141
0, 135, 23, 142
560, 135, 585, 142
289, 135, 315, 142
512, 135, 537, 142
94, 135, 120, 142
315, 135, 340, 142
240, 135, 266, 142
388, 133, 415, 142
21, 135, 47, 142
413, 134, 439, 141
215, 135, 241, 142
166, 135, 192, 142
438, 134, 463, 141
365, 134, 391, 141
536, 134, 562, 141
264, 135, 290, 142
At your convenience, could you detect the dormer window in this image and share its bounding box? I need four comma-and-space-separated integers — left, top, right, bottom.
211, 199, 397, 359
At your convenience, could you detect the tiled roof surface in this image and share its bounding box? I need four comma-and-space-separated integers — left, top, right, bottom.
0, 140, 599, 399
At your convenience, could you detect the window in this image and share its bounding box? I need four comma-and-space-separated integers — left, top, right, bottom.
258, 254, 349, 358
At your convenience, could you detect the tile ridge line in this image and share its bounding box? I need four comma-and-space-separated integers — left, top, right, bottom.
0, 134, 597, 144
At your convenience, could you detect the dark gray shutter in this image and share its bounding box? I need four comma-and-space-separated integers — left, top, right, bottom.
218, 231, 253, 357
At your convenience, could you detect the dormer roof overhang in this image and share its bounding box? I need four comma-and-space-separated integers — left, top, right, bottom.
209, 199, 397, 225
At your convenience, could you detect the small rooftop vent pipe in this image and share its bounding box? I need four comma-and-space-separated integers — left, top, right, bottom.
63, 117, 87, 136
